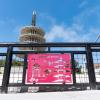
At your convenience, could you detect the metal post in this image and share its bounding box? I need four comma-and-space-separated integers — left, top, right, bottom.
71, 53, 76, 85
48, 47, 51, 52
20, 54, 28, 92
86, 45, 96, 89
22, 54, 27, 85
1, 46, 12, 93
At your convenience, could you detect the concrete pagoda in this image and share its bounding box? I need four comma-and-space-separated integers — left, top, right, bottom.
19, 11, 46, 51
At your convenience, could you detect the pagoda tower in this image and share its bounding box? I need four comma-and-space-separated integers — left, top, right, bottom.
19, 12, 46, 51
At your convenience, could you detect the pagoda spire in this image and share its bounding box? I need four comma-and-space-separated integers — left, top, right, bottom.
32, 11, 36, 26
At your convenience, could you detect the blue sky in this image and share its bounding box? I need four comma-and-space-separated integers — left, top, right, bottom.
0, 0, 100, 42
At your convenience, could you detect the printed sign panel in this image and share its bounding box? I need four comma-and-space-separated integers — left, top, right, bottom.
26, 54, 72, 84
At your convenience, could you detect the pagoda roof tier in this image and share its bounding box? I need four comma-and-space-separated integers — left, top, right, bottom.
19, 36, 45, 43
20, 33, 45, 40
20, 25, 45, 36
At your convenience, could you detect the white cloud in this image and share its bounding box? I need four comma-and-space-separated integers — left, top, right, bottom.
45, 25, 79, 42
73, 6, 100, 27
38, 13, 56, 30
45, 6, 100, 42
45, 24, 100, 42
79, 0, 88, 8
39, 13, 56, 25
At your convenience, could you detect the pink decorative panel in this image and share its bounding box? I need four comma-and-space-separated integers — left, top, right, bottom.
26, 54, 72, 84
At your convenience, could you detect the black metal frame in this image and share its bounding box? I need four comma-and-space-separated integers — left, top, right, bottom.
0, 42, 100, 93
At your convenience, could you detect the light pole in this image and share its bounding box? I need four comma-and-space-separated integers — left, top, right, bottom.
95, 34, 100, 43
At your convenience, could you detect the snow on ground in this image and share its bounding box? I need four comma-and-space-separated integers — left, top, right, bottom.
0, 90, 100, 100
